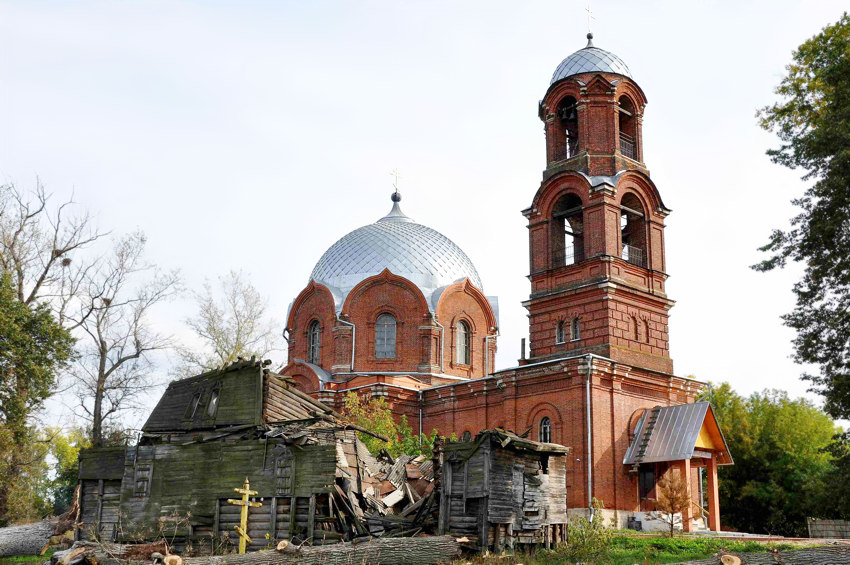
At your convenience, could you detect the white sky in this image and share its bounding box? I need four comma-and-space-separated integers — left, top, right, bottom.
1, 1, 847, 430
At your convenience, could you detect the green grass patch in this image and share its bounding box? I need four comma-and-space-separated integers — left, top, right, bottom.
457, 534, 808, 565
600, 536, 798, 564
0, 550, 54, 565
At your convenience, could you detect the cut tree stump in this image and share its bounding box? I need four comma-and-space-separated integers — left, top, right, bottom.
183, 535, 461, 565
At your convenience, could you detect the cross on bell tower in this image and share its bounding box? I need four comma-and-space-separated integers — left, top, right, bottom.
522, 34, 675, 375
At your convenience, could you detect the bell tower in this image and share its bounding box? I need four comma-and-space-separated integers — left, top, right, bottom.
522, 33, 675, 374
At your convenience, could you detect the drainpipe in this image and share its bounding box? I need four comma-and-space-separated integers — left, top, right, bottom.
418, 390, 424, 447
336, 315, 356, 371
484, 331, 499, 375
434, 319, 445, 372
585, 354, 594, 519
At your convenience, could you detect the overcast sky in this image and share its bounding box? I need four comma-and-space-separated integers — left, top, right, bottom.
1, 1, 847, 430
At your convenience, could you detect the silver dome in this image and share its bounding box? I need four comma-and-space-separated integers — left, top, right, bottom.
551, 34, 632, 84
311, 197, 483, 312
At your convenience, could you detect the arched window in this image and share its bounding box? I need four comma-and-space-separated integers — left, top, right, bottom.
461, 431, 472, 442
644, 319, 651, 344
618, 96, 638, 160
456, 320, 471, 365
539, 417, 551, 443
621, 193, 647, 267
552, 194, 584, 267
307, 320, 321, 364
556, 96, 579, 160
631, 316, 639, 340
556, 320, 566, 344
375, 313, 397, 359
571, 317, 581, 342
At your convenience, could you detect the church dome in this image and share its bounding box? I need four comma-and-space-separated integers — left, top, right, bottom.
310, 193, 483, 312
550, 33, 632, 84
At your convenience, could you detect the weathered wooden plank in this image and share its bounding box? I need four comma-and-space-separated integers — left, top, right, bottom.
307, 495, 316, 541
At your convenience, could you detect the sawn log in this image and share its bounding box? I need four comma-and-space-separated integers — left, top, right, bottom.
182, 535, 461, 565
0, 520, 55, 557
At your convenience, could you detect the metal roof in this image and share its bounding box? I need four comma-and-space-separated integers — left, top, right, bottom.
551, 33, 632, 84
293, 359, 334, 389
623, 402, 733, 466
311, 194, 483, 313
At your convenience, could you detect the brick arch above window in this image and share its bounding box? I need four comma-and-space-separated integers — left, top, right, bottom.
434, 279, 498, 332
285, 280, 336, 331
525, 402, 564, 444
615, 171, 669, 219
340, 268, 430, 318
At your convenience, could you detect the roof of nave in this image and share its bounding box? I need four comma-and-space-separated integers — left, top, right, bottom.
550, 33, 632, 85
309, 191, 485, 314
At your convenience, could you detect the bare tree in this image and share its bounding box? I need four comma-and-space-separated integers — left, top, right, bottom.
0, 181, 103, 320
68, 232, 180, 447
176, 270, 281, 378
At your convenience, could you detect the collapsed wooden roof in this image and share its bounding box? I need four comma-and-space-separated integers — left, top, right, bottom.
442, 428, 570, 460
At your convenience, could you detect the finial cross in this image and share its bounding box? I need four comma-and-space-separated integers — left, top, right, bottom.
390, 168, 402, 191
585, 2, 596, 34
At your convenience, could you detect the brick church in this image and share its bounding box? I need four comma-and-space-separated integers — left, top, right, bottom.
281, 33, 733, 532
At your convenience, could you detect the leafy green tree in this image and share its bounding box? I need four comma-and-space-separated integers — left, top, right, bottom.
753, 13, 850, 420
45, 427, 91, 514
0, 273, 75, 524
707, 383, 840, 536
341, 392, 438, 457
0, 425, 51, 524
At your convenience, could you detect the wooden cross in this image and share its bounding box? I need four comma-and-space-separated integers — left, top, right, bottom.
226, 477, 263, 554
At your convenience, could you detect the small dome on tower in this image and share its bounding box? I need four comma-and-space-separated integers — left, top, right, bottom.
550, 33, 632, 84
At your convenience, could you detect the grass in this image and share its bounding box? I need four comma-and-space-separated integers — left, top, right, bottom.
457, 533, 811, 565
0, 549, 54, 565
603, 536, 799, 565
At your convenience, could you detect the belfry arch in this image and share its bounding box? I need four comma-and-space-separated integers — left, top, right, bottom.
551, 193, 584, 267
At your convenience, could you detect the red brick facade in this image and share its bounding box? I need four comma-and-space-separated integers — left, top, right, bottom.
280, 38, 727, 528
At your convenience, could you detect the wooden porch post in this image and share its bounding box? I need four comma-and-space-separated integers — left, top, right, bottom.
677, 460, 693, 533
706, 454, 721, 532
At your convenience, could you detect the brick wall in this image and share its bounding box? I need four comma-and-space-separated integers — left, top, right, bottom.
285, 273, 497, 380
417, 356, 702, 511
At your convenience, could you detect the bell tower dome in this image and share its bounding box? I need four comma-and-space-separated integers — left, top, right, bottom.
523, 34, 674, 374
540, 33, 648, 178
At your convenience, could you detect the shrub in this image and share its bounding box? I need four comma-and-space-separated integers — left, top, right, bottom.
557, 498, 612, 561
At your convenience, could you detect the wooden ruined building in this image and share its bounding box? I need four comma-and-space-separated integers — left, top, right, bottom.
77, 359, 571, 553
438, 429, 569, 550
